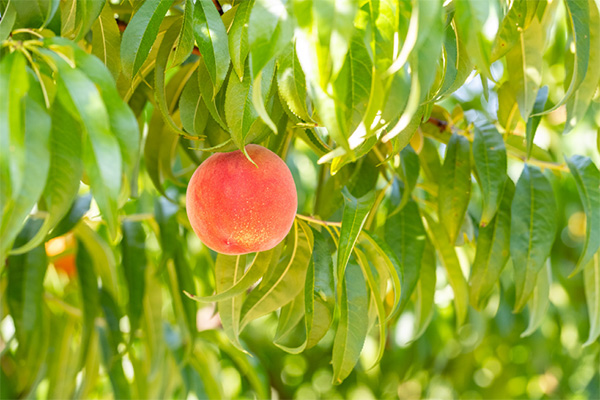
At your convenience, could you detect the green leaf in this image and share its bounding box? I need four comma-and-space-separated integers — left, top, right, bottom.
91, 2, 122, 79
491, 0, 537, 62
506, 17, 543, 120
277, 42, 311, 121
413, 239, 436, 340
305, 228, 335, 348
470, 179, 515, 310
583, 253, 600, 346
525, 86, 548, 159
424, 213, 469, 327
74, 0, 104, 41
216, 253, 248, 352
396, 145, 420, 212
521, 260, 552, 337
1, 96, 50, 259
155, 19, 193, 137
473, 125, 507, 226
229, 0, 254, 80
385, 200, 425, 314
48, 194, 91, 240
197, 59, 229, 130
121, 220, 147, 335
273, 292, 306, 352
0, 1, 17, 41
332, 257, 368, 384
172, 0, 195, 67
75, 236, 100, 366
541, 0, 591, 116
510, 164, 557, 312
435, 21, 473, 100
439, 133, 472, 244
354, 247, 386, 367
248, 0, 293, 77
75, 223, 119, 304
564, 0, 600, 133
180, 70, 209, 137
186, 250, 274, 303
121, 0, 174, 79
193, 0, 230, 96
337, 188, 375, 285
251, 58, 277, 134
240, 220, 314, 328
566, 156, 600, 275
454, 0, 492, 79
225, 61, 256, 152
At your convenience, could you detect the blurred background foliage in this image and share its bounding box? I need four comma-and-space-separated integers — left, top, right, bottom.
1, 0, 599, 399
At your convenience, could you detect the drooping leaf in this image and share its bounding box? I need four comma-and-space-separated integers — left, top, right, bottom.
0, 1, 17, 41
473, 124, 507, 226
248, 0, 293, 77
583, 253, 600, 346
385, 200, 425, 314
240, 220, 314, 328
180, 70, 209, 137
566, 155, 600, 275
506, 17, 544, 120
439, 133, 472, 244
121, 0, 175, 79
172, 0, 196, 67
193, 0, 230, 96
91, 2, 122, 79
454, 0, 492, 79
491, 0, 538, 61
525, 86, 549, 159
564, 0, 600, 133
229, 0, 254, 80
424, 213, 469, 327
521, 260, 552, 337
277, 42, 311, 121
121, 220, 147, 335
332, 258, 369, 384
413, 239, 436, 340
470, 179, 515, 310
225, 62, 258, 155
216, 253, 248, 352
336, 188, 376, 285
510, 164, 557, 312
75, 237, 100, 366
395, 145, 420, 212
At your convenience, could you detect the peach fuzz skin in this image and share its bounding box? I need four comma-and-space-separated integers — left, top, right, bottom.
186, 144, 298, 255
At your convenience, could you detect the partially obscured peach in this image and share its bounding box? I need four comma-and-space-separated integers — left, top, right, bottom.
186, 144, 297, 255
45, 233, 76, 278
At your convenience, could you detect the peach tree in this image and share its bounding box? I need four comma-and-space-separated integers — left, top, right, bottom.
1, 0, 599, 398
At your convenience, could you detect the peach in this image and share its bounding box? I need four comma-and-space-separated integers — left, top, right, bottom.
186, 144, 297, 255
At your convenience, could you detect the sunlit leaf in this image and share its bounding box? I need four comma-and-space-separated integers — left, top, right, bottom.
521, 260, 552, 337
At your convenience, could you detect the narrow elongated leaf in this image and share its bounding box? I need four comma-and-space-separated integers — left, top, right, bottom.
121, 221, 147, 335
525, 86, 549, 158
180, 70, 209, 136
240, 221, 314, 328
277, 42, 311, 121
248, 0, 293, 77
1, 97, 50, 258
0, 1, 17, 41
511, 164, 557, 312
439, 133, 472, 244
566, 156, 600, 275
355, 248, 386, 367
521, 260, 552, 337
454, 0, 492, 79
473, 125, 507, 226
251, 58, 277, 134
273, 292, 306, 352
75, 237, 100, 365
565, 0, 600, 133
91, 2, 122, 79
470, 180, 515, 309
332, 258, 368, 384
197, 59, 228, 130
305, 228, 335, 348
436, 21, 473, 100
337, 188, 376, 284
396, 145, 420, 212
216, 254, 248, 351
193, 0, 230, 95
225, 62, 258, 154
385, 200, 425, 314
229, 0, 254, 80
542, 0, 591, 115
584, 253, 600, 346
491, 0, 537, 61
172, 0, 195, 67
506, 17, 543, 120
424, 213, 469, 327
187, 250, 274, 302
413, 239, 436, 340
121, 0, 174, 79
74, 0, 104, 41
44, 50, 122, 240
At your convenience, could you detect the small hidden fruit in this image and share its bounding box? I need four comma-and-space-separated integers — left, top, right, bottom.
45, 233, 77, 278
186, 144, 298, 255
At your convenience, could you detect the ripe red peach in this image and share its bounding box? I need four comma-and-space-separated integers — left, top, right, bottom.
186, 144, 298, 255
